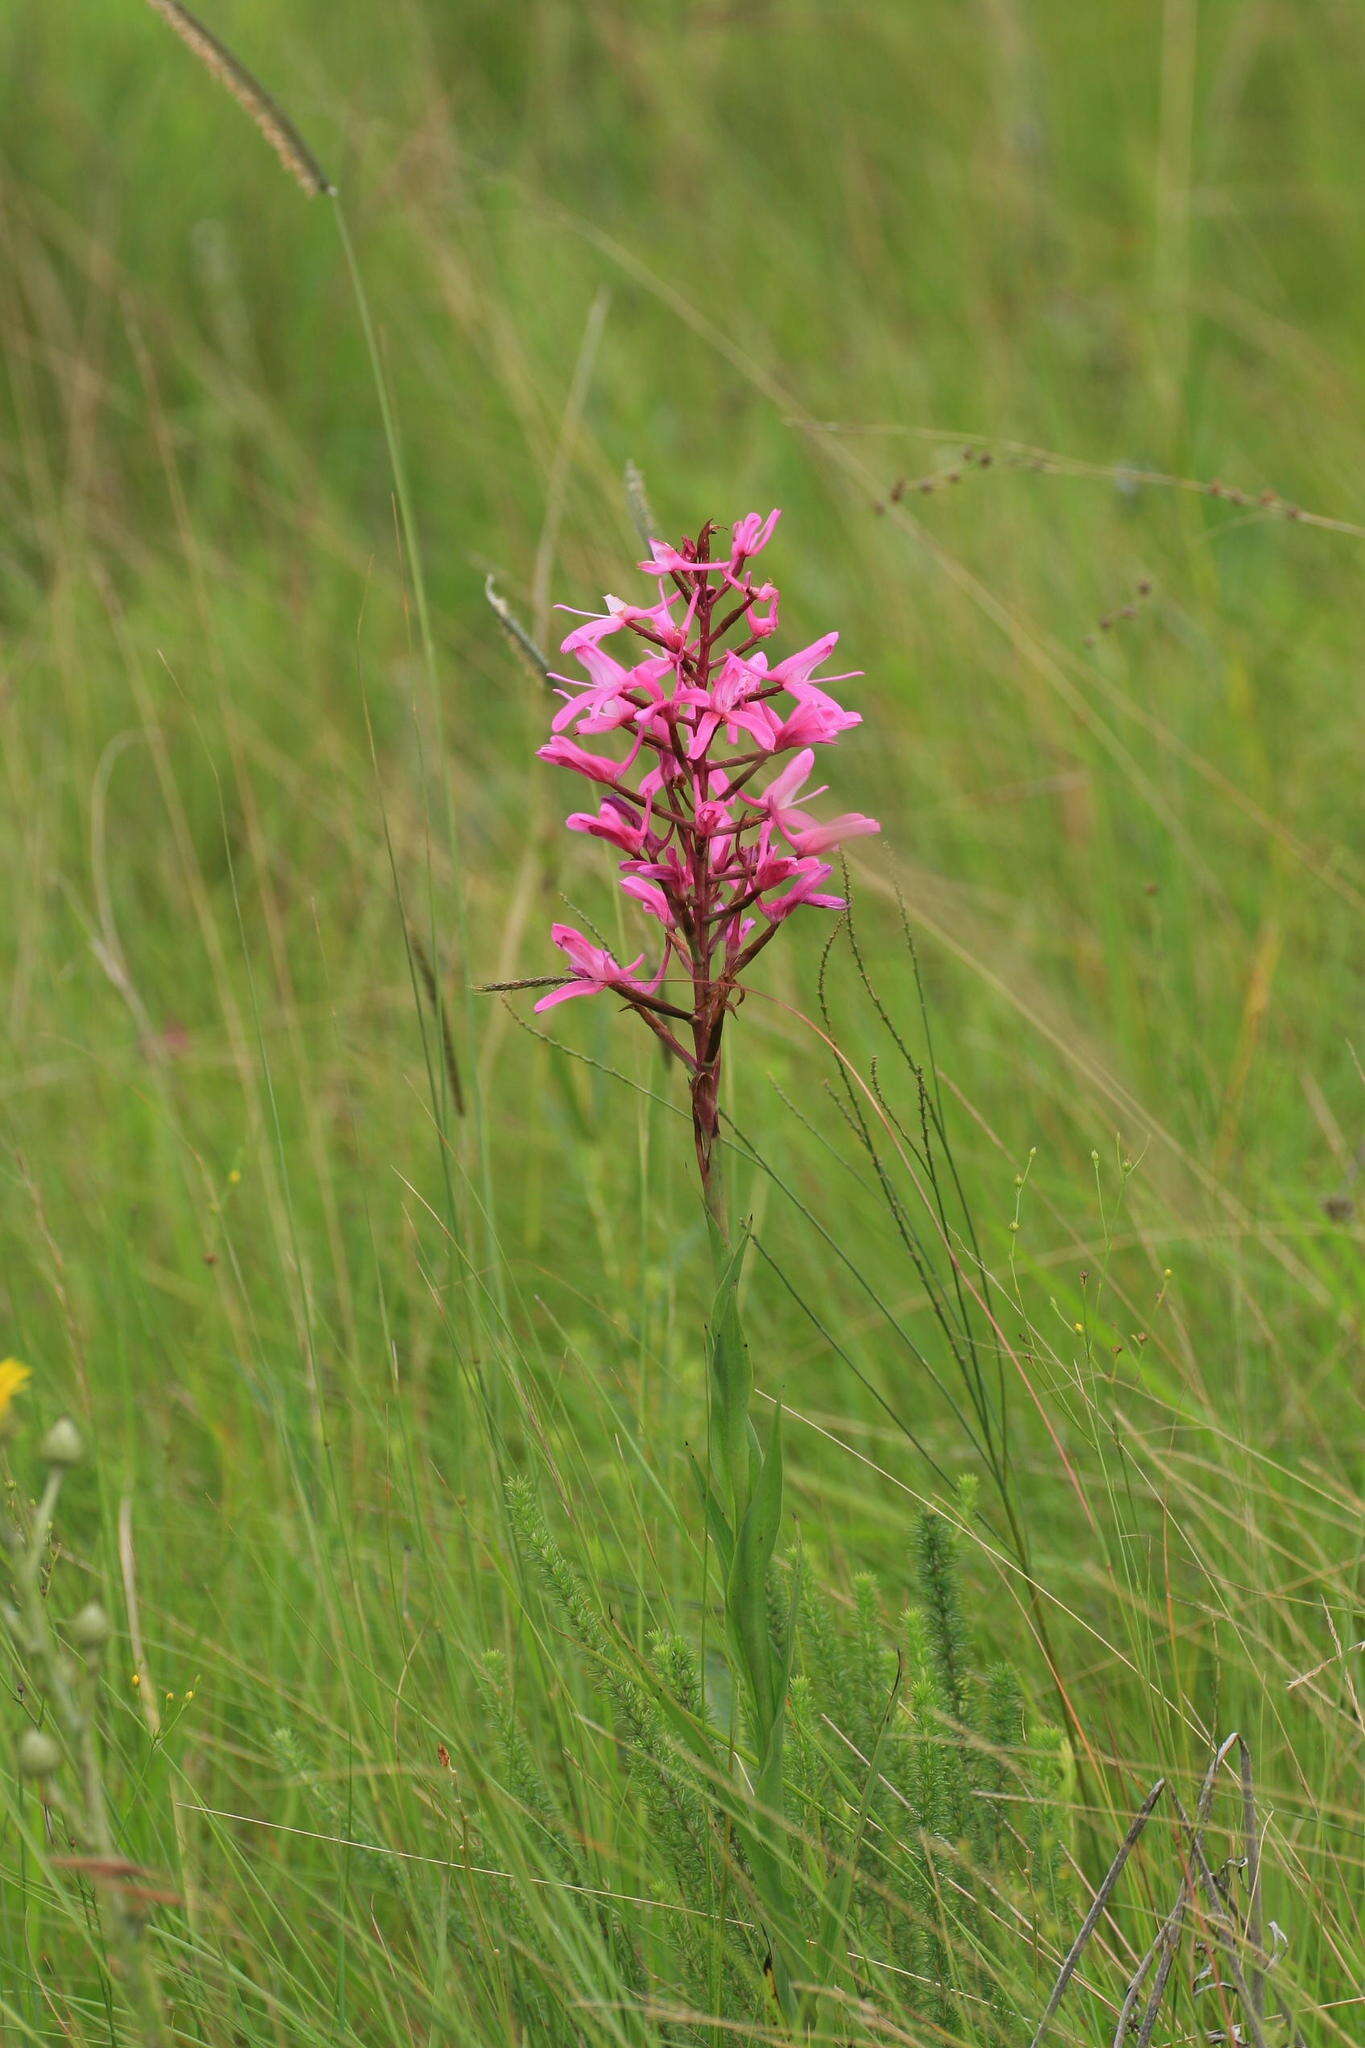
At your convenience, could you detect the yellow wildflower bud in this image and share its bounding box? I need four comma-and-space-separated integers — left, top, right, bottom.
0, 1359, 31, 1425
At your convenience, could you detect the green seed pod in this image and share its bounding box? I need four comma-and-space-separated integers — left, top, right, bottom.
69, 1601, 112, 1652
18, 1727, 62, 1778
38, 1418, 84, 1468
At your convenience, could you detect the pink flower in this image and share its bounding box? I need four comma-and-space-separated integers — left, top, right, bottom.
742, 748, 824, 836
747, 582, 780, 637
566, 796, 654, 855
679, 652, 856, 755
741, 749, 880, 855
537, 735, 632, 787
679, 651, 766, 757
743, 688, 862, 752
604, 592, 686, 640
787, 812, 880, 857
760, 858, 846, 920
762, 632, 857, 692
639, 538, 724, 578
533, 925, 666, 1011
622, 845, 689, 890
724, 913, 758, 959
620, 876, 677, 926
559, 593, 691, 660
558, 610, 628, 656
729, 509, 780, 568
562, 639, 632, 689
693, 796, 738, 840
638, 755, 687, 799
550, 653, 672, 737
744, 845, 805, 891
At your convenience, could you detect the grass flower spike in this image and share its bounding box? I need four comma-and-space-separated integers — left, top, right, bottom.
537, 511, 879, 1218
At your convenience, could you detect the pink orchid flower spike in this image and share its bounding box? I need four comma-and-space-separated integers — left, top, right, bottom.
527, 512, 880, 1212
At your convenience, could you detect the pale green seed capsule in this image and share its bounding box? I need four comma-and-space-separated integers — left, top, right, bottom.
18, 1728, 62, 1778
70, 1601, 112, 1651
38, 1418, 84, 1468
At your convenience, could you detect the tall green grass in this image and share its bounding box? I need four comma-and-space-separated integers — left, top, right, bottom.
1, 1, 1361, 2041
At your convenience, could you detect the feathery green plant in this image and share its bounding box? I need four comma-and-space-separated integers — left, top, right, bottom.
505, 1470, 1069, 2039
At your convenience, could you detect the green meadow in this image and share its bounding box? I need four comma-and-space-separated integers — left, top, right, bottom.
1, 2, 1361, 2041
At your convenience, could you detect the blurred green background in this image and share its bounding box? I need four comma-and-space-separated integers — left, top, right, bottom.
1, 1, 1362, 2040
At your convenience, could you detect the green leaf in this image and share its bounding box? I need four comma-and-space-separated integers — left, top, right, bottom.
727, 1400, 786, 1733
686, 1446, 735, 1573
708, 1223, 756, 1517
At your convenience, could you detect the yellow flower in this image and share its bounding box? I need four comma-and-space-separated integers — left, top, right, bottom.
0, 1359, 32, 1421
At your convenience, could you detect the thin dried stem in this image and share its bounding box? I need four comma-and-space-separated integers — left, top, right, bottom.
624, 460, 658, 545
485, 574, 552, 685
409, 929, 466, 1117
1028, 1776, 1166, 2048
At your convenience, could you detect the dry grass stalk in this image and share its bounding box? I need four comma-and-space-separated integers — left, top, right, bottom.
142, 0, 334, 198
1033, 1735, 1298, 2048
408, 928, 466, 1118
